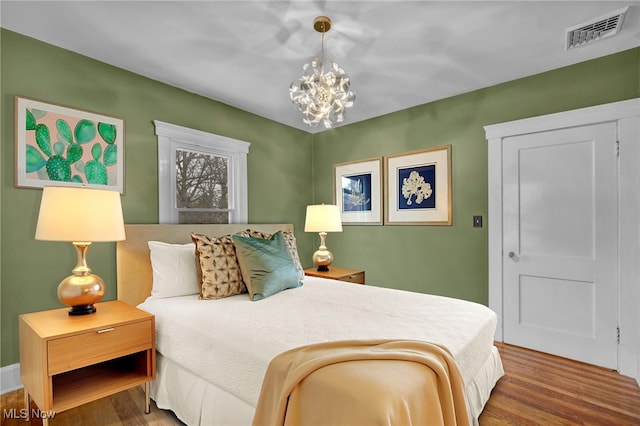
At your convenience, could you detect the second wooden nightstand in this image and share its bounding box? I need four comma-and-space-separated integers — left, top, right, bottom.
19, 300, 155, 425
304, 267, 365, 284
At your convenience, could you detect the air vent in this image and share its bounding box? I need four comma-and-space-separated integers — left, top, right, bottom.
565, 7, 629, 49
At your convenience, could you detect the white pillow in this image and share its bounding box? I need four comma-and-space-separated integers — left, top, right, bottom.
148, 241, 199, 298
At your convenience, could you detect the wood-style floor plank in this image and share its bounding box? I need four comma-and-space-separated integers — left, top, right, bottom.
0, 387, 183, 426
480, 342, 640, 425
2, 342, 639, 425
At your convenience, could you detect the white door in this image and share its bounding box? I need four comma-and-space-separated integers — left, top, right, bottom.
502, 122, 618, 369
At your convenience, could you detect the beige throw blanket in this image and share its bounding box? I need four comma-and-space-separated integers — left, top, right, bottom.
252, 340, 471, 426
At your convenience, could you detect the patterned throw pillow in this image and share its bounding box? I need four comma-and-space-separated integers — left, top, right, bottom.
237, 229, 304, 280
191, 233, 247, 299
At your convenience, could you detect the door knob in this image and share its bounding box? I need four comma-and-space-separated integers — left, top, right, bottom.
508, 251, 516, 258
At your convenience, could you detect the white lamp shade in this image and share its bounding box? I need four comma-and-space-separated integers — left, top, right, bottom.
35, 186, 126, 242
304, 204, 343, 233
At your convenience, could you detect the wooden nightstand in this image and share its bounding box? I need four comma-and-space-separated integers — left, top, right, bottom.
304, 267, 365, 284
19, 300, 155, 425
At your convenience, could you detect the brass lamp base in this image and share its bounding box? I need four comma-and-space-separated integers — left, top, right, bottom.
312, 231, 335, 271
312, 248, 333, 271
58, 273, 105, 316
58, 242, 105, 316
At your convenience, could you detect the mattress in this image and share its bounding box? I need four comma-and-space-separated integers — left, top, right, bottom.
139, 276, 503, 424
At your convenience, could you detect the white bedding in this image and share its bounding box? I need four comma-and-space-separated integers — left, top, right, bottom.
139, 276, 503, 424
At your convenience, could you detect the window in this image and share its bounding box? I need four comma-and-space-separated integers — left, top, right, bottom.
154, 120, 250, 224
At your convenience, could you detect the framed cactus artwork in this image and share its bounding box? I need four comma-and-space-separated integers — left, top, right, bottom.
384, 145, 452, 225
333, 157, 383, 225
14, 96, 125, 193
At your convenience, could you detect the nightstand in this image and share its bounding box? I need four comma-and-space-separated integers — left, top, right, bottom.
19, 300, 155, 425
304, 267, 365, 284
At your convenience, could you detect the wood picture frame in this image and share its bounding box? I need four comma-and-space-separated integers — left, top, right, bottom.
333, 157, 383, 225
384, 145, 452, 225
15, 96, 125, 193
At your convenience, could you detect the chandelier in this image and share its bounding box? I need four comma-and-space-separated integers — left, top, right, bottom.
289, 16, 355, 129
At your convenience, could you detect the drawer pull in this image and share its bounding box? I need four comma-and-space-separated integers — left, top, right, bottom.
97, 327, 115, 334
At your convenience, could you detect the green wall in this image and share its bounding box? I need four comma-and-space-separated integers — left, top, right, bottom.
1, 27, 638, 368
312, 47, 639, 302
0, 30, 313, 367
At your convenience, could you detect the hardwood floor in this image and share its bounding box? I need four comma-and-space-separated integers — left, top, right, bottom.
480, 342, 640, 425
0, 387, 183, 426
2, 342, 639, 425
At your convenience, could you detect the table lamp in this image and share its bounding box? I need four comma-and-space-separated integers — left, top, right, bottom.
304, 204, 343, 271
35, 186, 125, 315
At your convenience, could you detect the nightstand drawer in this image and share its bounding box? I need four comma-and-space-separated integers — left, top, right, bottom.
48, 319, 152, 375
341, 271, 365, 284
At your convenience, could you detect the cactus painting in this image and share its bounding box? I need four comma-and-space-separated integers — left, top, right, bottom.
15, 97, 124, 193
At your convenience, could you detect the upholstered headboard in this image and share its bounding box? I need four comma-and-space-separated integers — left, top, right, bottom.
116, 224, 295, 306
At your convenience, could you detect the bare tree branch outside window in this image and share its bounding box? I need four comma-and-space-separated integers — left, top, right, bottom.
175, 149, 229, 224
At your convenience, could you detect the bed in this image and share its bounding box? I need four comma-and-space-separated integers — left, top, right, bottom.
117, 224, 503, 425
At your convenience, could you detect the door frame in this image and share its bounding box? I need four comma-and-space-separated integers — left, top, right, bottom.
484, 98, 640, 381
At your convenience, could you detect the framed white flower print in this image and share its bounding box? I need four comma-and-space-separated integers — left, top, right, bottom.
384, 145, 452, 225
333, 157, 383, 225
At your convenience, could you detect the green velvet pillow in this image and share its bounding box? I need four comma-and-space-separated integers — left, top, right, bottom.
231, 231, 303, 301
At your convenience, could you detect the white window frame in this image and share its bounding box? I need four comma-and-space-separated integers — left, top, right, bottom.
154, 120, 250, 224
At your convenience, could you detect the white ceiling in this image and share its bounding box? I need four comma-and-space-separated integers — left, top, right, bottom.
2, 1, 639, 133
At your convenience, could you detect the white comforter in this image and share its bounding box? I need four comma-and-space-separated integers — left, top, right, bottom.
138, 276, 498, 409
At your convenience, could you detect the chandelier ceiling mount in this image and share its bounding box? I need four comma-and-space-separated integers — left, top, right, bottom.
313, 16, 331, 33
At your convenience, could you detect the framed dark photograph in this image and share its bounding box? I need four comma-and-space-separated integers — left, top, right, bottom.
333, 157, 383, 225
385, 145, 451, 225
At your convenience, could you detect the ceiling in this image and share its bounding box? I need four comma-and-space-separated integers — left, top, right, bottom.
2, 1, 639, 133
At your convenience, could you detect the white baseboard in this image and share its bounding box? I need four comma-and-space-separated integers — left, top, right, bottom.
0, 363, 22, 394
